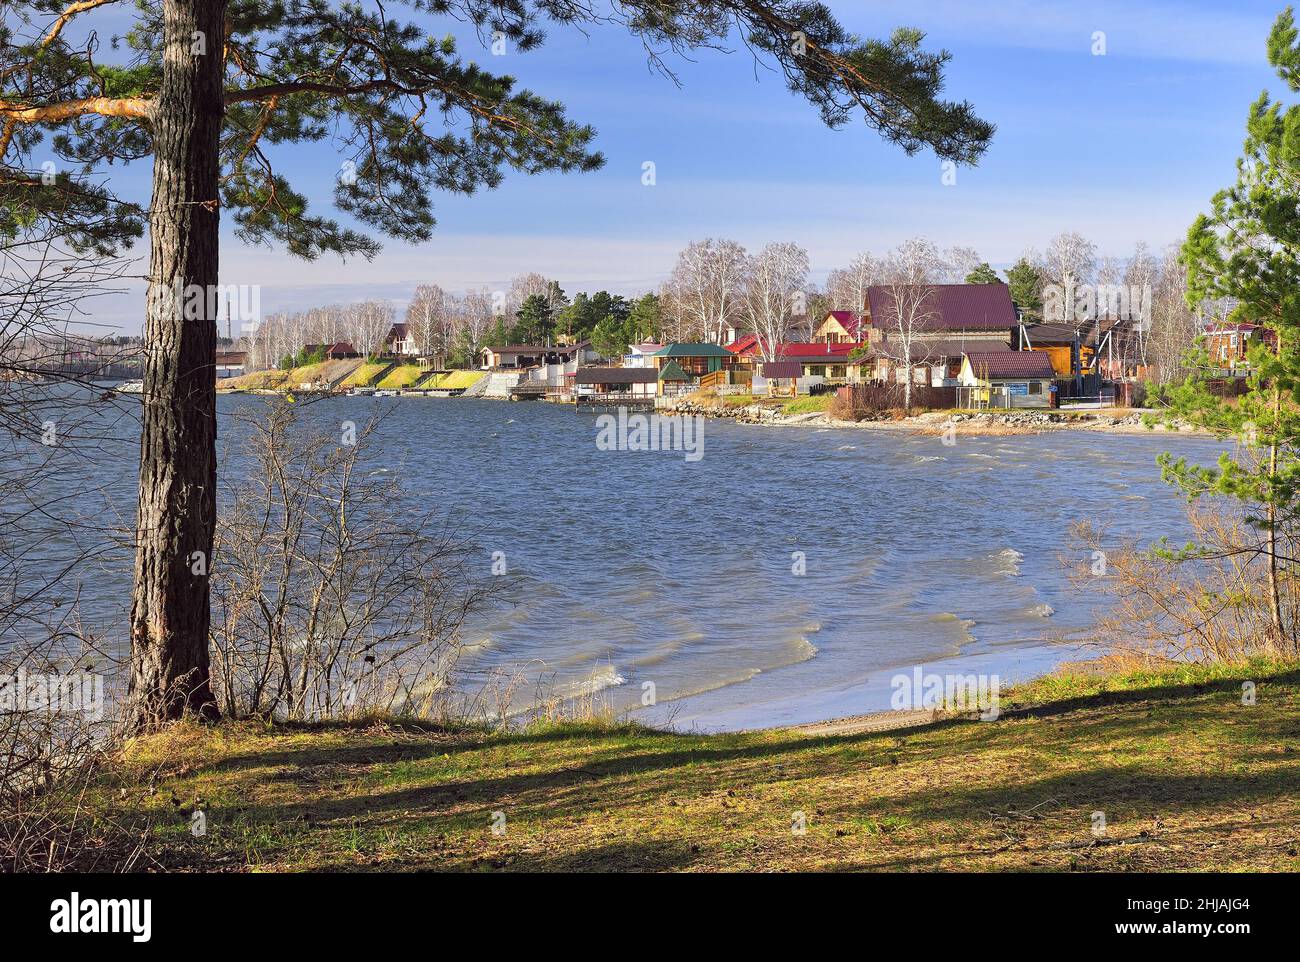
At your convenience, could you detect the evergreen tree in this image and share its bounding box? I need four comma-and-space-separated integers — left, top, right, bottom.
1159, 8, 1300, 649
627, 293, 661, 342
1005, 257, 1045, 321
513, 293, 556, 344
965, 262, 1001, 284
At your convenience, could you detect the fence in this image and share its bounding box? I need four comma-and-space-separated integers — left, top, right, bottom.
835, 383, 957, 413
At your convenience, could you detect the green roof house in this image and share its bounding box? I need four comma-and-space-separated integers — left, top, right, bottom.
652, 343, 734, 376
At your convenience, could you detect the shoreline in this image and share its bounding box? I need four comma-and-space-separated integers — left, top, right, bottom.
661, 396, 1208, 438
219, 384, 1210, 438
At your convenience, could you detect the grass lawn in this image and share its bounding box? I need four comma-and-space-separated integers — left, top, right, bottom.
376, 364, 424, 389
339, 362, 389, 389
217, 369, 288, 391
778, 395, 834, 416
436, 370, 485, 391
281, 361, 334, 386
91, 659, 1300, 872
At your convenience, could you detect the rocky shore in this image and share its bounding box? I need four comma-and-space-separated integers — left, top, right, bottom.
663, 398, 1199, 436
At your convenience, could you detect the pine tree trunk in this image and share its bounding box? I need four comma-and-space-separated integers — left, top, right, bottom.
127, 0, 226, 731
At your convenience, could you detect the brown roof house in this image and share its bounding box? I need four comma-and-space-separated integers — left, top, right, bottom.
958, 351, 1056, 409
574, 366, 658, 399
864, 283, 1018, 339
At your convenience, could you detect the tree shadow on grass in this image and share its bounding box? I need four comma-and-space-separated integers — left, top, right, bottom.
158, 668, 1300, 870
310, 838, 705, 873
1000, 665, 1300, 722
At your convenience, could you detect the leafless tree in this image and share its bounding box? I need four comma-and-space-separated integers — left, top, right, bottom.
825, 251, 882, 313
743, 242, 809, 363
1039, 231, 1098, 324
1145, 245, 1201, 384
508, 272, 563, 316
209, 402, 497, 721
876, 237, 944, 413
665, 238, 748, 343
939, 245, 983, 283
407, 284, 456, 358
455, 287, 497, 362
348, 300, 395, 359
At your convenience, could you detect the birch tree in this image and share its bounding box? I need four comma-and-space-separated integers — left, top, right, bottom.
1040, 231, 1098, 325
743, 243, 809, 363
407, 284, 454, 358
666, 239, 749, 343
349, 301, 394, 360
877, 237, 943, 413
825, 251, 882, 314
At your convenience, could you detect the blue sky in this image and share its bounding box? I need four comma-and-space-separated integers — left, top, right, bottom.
66, 0, 1293, 330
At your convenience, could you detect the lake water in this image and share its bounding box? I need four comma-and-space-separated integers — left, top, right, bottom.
11, 392, 1224, 731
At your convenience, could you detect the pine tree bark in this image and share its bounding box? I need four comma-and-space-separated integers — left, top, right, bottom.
127, 0, 226, 731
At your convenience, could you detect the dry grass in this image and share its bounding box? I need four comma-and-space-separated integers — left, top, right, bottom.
84, 659, 1300, 872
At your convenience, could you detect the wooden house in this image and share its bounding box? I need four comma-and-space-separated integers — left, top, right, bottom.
1203, 322, 1273, 371
758, 360, 802, 397
657, 360, 694, 395
958, 351, 1056, 408
574, 367, 658, 399
652, 343, 735, 377
813, 311, 866, 344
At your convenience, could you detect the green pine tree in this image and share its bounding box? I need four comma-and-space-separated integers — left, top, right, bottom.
1158, 7, 1300, 650
1005, 258, 1044, 321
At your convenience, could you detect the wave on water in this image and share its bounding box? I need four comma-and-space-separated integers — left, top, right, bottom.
990, 548, 1024, 577
837, 445, 857, 451
644, 634, 820, 707
555, 664, 627, 700
1025, 602, 1055, 618
628, 631, 699, 668
928, 611, 978, 646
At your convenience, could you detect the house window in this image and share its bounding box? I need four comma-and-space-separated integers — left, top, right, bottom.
1028, 381, 1043, 395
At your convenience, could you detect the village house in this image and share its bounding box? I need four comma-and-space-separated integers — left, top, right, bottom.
215, 350, 247, 378
657, 359, 694, 395
480, 341, 597, 370
386, 323, 419, 356
774, 342, 859, 382
725, 336, 857, 383
864, 283, 1018, 342
652, 343, 737, 377
302, 341, 361, 360
623, 341, 665, 368
848, 338, 1001, 387
813, 310, 867, 344
1011, 322, 1083, 378
1202, 321, 1273, 372
757, 360, 802, 397
957, 351, 1056, 408
573, 367, 658, 399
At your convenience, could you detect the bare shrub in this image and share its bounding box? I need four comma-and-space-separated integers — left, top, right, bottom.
210, 401, 497, 721
1071, 501, 1300, 663
1, 226, 144, 871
